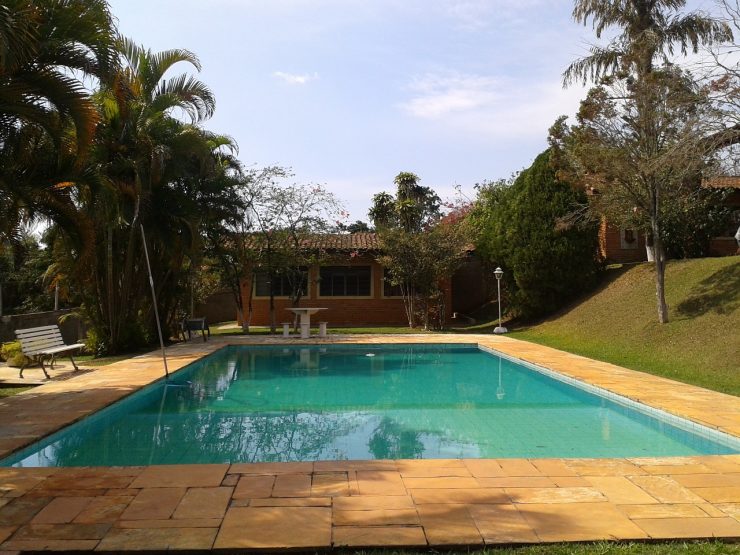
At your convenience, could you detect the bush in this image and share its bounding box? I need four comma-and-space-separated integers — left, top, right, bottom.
0, 341, 31, 368
472, 150, 603, 318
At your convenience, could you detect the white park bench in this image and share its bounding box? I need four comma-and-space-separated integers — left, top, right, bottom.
15, 325, 85, 379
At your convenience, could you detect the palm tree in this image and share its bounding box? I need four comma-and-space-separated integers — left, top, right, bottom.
0, 0, 117, 245
564, 0, 732, 85
65, 39, 231, 353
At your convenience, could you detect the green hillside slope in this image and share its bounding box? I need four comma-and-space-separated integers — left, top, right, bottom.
511, 257, 740, 395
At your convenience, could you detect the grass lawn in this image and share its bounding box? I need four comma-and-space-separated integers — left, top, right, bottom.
510, 257, 739, 396
353, 542, 739, 554
0, 386, 32, 398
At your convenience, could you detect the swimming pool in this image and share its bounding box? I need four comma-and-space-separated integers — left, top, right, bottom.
2, 344, 738, 467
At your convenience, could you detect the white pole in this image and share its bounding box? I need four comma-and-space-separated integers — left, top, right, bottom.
54, 283, 59, 311
493, 269, 508, 335
140, 224, 169, 378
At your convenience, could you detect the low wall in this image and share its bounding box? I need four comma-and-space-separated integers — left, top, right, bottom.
195, 290, 238, 324
0, 309, 86, 344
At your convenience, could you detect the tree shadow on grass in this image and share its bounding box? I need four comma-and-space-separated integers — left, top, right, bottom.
675, 261, 740, 318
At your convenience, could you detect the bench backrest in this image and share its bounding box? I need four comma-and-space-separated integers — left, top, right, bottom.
15, 325, 66, 356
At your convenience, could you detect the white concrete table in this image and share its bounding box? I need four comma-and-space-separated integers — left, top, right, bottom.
286, 307, 327, 338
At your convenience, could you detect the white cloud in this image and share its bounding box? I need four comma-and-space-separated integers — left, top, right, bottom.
400, 73, 500, 119
399, 71, 588, 140
272, 71, 319, 85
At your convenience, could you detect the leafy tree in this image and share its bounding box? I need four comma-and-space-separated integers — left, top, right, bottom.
336, 220, 371, 233
235, 171, 343, 333
561, 0, 732, 324
0, 232, 56, 314
49, 38, 237, 353
369, 172, 441, 232
0, 0, 118, 247
377, 223, 469, 329
470, 150, 602, 319
371, 172, 466, 329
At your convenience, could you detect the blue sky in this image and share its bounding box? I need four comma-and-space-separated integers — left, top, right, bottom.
108, 0, 717, 221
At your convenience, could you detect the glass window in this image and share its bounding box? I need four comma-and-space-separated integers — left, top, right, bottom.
254, 268, 308, 297
383, 268, 403, 297
319, 266, 371, 296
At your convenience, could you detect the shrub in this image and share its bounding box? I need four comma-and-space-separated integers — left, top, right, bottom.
471, 150, 603, 318
0, 341, 31, 368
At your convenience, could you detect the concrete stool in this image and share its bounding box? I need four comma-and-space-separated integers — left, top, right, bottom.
300, 322, 310, 339
318, 322, 328, 338
282, 322, 291, 337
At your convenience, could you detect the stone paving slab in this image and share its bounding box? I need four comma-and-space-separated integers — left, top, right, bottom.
0, 334, 739, 550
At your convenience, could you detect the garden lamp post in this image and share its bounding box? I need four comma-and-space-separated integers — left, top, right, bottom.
493, 267, 508, 334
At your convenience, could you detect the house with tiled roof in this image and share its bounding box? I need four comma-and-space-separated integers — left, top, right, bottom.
238, 232, 488, 327
598, 178, 740, 263
704, 177, 740, 256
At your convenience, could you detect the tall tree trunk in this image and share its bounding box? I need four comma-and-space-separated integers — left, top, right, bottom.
269, 272, 276, 334
651, 216, 669, 324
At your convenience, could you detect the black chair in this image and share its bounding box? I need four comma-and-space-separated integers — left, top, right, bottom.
180, 317, 211, 342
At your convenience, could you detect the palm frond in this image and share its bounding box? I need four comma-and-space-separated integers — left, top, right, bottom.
563, 45, 623, 85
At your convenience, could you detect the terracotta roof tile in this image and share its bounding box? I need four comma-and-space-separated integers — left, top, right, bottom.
703, 176, 740, 189
244, 232, 380, 251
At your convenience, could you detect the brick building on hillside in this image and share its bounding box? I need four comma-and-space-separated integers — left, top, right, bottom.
238, 233, 488, 327
598, 178, 740, 263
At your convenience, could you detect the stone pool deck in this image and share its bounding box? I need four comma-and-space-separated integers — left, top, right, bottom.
0, 334, 738, 551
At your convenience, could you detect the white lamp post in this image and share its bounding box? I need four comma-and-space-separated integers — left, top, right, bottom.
493, 267, 508, 334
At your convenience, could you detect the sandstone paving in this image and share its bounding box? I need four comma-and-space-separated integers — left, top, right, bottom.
672, 473, 740, 488
585, 476, 659, 505
468, 503, 540, 544
96, 527, 217, 551
616, 503, 711, 519
247, 496, 332, 507
332, 508, 419, 526
691, 486, 740, 503
1, 335, 740, 550
628, 475, 709, 504
716, 503, 740, 520
232, 475, 274, 499
119, 488, 185, 521
632, 516, 740, 539
311, 472, 350, 497
129, 464, 227, 489
416, 504, 483, 545
517, 502, 650, 542
332, 525, 427, 547
271, 473, 312, 497
214, 506, 331, 549
73, 496, 135, 524
171, 487, 232, 520
115, 518, 222, 529
31, 497, 92, 524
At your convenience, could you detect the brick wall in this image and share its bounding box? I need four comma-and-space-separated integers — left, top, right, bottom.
0, 309, 86, 343
238, 255, 453, 327
709, 238, 739, 257
599, 220, 647, 263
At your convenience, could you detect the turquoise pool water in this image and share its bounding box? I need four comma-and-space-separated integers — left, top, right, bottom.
2, 344, 738, 466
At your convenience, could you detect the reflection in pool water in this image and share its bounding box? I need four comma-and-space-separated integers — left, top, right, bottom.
3, 344, 738, 467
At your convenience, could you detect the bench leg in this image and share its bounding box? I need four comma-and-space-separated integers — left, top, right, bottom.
50, 354, 56, 369
69, 355, 79, 371
38, 358, 51, 380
